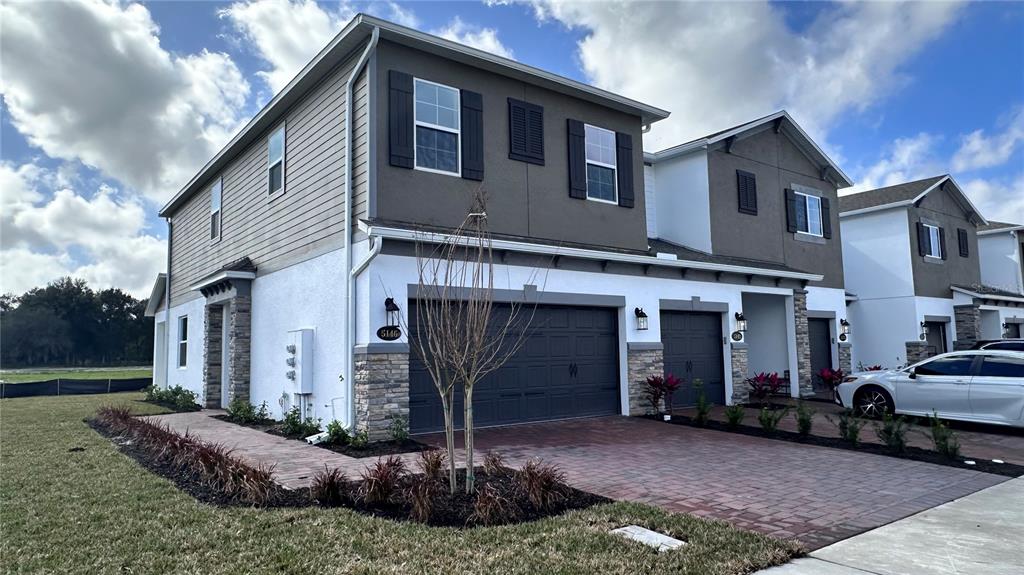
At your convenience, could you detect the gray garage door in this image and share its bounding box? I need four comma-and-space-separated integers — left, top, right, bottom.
409, 303, 620, 434
661, 311, 725, 405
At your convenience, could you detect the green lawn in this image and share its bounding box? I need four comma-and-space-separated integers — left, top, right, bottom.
0, 367, 151, 383
0, 393, 799, 574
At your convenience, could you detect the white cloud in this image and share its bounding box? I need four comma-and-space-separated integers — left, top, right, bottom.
952, 107, 1024, 172
962, 174, 1024, 225
0, 0, 250, 204
0, 163, 165, 298
844, 133, 943, 194
525, 0, 963, 151
433, 16, 514, 59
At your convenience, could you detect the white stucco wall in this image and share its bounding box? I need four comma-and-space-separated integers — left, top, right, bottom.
249, 250, 346, 422
847, 296, 918, 369
978, 231, 1023, 294
840, 209, 914, 299
647, 151, 712, 252
161, 297, 207, 400
643, 163, 658, 237
743, 293, 790, 377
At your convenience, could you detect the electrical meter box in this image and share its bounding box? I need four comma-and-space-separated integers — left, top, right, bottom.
286, 329, 314, 394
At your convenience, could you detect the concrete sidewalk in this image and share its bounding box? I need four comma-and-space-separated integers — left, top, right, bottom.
758, 477, 1024, 575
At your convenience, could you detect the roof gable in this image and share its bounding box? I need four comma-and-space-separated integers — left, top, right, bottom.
838, 175, 988, 225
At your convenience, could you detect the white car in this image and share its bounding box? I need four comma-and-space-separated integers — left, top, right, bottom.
835, 350, 1024, 427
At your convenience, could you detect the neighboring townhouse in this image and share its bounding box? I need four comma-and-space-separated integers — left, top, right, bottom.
146, 15, 855, 441
969, 220, 1024, 339
644, 111, 855, 400
839, 175, 991, 367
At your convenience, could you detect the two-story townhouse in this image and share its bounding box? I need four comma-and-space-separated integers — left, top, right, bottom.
839, 175, 993, 367
644, 111, 855, 399
146, 14, 842, 441
969, 221, 1024, 339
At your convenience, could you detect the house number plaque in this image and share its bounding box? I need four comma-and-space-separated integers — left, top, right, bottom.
376, 325, 402, 341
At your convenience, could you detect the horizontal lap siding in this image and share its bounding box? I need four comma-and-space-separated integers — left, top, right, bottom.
351, 67, 370, 228
169, 48, 364, 302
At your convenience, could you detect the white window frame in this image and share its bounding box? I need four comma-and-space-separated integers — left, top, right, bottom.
924, 223, 942, 258
267, 124, 286, 200
794, 190, 823, 237
210, 177, 222, 242
584, 123, 617, 204
177, 315, 188, 369
413, 78, 461, 177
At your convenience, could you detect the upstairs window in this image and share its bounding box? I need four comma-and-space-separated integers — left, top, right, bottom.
923, 223, 943, 258
414, 78, 460, 175
268, 126, 285, 196
794, 191, 823, 236
584, 124, 617, 203
177, 316, 188, 368
210, 178, 222, 241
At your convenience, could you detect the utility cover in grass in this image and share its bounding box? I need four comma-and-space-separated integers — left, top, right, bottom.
610, 525, 686, 552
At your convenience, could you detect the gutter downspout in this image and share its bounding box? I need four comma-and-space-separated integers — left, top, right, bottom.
343, 26, 380, 430
164, 217, 173, 389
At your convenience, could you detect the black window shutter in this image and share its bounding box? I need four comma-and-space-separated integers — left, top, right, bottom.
567, 119, 586, 199
388, 71, 414, 169
616, 132, 634, 208
737, 170, 757, 215
508, 98, 544, 165
821, 197, 832, 239
461, 89, 484, 181
939, 227, 948, 260
957, 228, 969, 257
785, 188, 798, 232
916, 222, 928, 256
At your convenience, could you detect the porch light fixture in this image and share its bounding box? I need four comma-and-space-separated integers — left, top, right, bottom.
384, 297, 400, 326
920, 321, 929, 340
840, 318, 851, 335
1003, 322, 1012, 337
634, 307, 649, 331
734, 312, 748, 333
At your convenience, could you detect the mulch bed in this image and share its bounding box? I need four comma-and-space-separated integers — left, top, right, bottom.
648, 415, 1024, 477
212, 415, 430, 458
89, 418, 308, 508
140, 399, 200, 413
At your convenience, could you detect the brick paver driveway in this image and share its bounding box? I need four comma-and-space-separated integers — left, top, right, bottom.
420, 416, 1009, 550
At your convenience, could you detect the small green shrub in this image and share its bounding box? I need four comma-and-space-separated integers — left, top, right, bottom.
757, 407, 789, 435
325, 420, 349, 445
794, 402, 815, 436
724, 404, 746, 429
280, 407, 321, 438
389, 415, 409, 442
225, 398, 270, 424
349, 429, 369, 449
875, 412, 909, 453
828, 410, 866, 447
693, 379, 712, 427
143, 385, 200, 411
929, 410, 961, 459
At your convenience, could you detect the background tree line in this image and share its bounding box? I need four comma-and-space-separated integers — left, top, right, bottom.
1, 277, 153, 368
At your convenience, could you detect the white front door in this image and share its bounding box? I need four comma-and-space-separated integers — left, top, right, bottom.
896, 355, 974, 417
969, 354, 1024, 423
220, 305, 230, 409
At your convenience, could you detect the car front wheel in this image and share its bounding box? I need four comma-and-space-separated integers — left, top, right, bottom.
854, 386, 892, 418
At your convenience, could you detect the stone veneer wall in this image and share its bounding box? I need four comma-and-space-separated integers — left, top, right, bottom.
905, 341, 929, 366
203, 304, 224, 408
953, 304, 980, 351
226, 296, 252, 406
354, 351, 410, 441
730, 343, 749, 404
626, 344, 664, 415
793, 289, 813, 397
838, 343, 852, 374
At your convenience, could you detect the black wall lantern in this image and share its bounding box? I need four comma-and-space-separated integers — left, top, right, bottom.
634, 307, 649, 331
840, 318, 851, 335
384, 297, 400, 326
920, 321, 929, 340
734, 312, 748, 333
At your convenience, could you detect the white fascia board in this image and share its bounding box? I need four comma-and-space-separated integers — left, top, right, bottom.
910, 175, 990, 226
839, 202, 913, 219
144, 274, 167, 317
190, 268, 258, 288
951, 286, 1024, 304
978, 225, 1024, 236
645, 140, 708, 163
364, 224, 824, 282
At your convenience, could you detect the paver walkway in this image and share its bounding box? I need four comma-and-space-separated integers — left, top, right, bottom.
418, 416, 1008, 550
146, 411, 424, 489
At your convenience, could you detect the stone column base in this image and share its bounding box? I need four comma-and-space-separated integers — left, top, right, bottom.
354, 350, 410, 442
954, 304, 980, 351
793, 289, 814, 397
838, 342, 852, 374
905, 341, 929, 366
730, 343, 749, 404
626, 343, 664, 416
203, 304, 224, 409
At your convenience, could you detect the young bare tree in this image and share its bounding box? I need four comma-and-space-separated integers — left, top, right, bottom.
404, 190, 540, 493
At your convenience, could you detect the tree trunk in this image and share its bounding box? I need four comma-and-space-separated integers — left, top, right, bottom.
464, 384, 475, 493
442, 386, 457, 493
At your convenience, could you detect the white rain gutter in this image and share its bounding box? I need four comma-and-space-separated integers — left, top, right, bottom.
362, 223, 824, 282
343, 26, 379, 430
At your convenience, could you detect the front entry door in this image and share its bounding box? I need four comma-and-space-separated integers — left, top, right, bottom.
661, 311, 726, 406
808, 318, 833, 392
924, 321, 947, 357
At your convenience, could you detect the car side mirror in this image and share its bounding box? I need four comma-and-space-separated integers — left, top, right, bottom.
908, 369, 917, 380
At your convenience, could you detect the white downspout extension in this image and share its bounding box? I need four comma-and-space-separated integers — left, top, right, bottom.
343, 26, 380, 430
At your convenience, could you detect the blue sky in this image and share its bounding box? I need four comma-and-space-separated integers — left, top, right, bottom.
1, 0, 1022, 297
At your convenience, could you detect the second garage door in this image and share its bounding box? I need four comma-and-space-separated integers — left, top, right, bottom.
661, 311, 726, 405
409, 303, 620, 434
